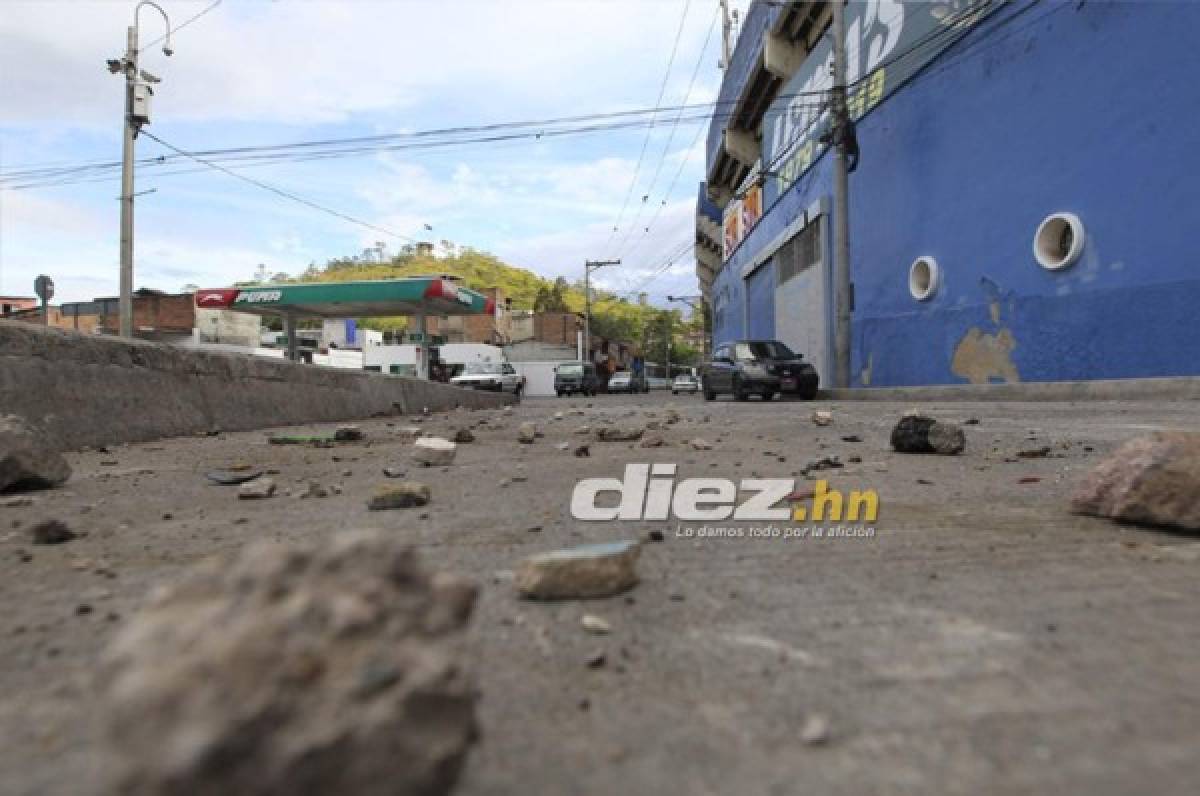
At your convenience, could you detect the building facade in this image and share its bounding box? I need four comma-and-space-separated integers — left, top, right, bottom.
697, 0, 1200, 386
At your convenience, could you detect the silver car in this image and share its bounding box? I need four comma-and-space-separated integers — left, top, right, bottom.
450, 362, 524, 395
671, 374, 699, 394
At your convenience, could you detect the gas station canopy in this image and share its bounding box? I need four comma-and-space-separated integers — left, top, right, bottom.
193, 277, 494, 318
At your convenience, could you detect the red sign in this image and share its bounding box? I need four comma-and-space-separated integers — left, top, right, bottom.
194, 288, 239, 309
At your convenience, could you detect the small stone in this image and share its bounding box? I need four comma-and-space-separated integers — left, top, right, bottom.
690, 438, 713, 451
585, 651, 607, 669
665, 409, 681, 425
800, 713, 830, 745
1071, 432, 1200, 531
412, 437, 457, 466
1017, 446, 1052, 459
453, 428, 475, 444
840, 435, 862, 443
333, 426, 364, 442
300, 481, 329, 499
812, 410, 833, 426
574, 445, 591, 458
518, 423, 538, 444
367, 482, 431, 510
0, 414, 71, 492
394, 426, 423, 442
382, 467, 406, 478
76, 603, 93, 616
581, 615, 611, 635
237, 477, 277, 499
596, 426, 644, 442
30, 519, 77, 545
515, 540, 641, 600
553, 412, 565, 421
639, 434, 666, 448
964, 417, 981, 425
574, 425, 592, 435
645, 529, 665, 543
555, 442, 570, 452
890, 415, 965, 455
96, 531, 478, 794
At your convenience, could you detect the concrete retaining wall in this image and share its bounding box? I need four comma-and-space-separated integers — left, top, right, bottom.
0, 321, 512, 451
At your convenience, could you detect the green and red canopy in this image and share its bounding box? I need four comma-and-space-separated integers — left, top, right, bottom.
194, 277, 493, 318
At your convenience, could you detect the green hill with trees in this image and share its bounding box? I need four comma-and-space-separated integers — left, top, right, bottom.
240, 243, 702, 363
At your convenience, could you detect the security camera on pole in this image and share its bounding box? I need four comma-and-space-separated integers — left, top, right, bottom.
107, 1, 173, 338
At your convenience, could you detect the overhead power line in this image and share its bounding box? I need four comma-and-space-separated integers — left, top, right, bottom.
139, 130, 421, 244
140, 0, 223, 52
601, 0, 695, 257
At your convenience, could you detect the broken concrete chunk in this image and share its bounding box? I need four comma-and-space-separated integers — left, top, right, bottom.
206, 469, 263, 486
596, 426, 644, 442
518, 422, 538, 444
515, 540, 641, 600
453, 428, 476, 444
368, 482, 431, 510
811, 410, 833, 426
581, 614, 611, 635
640, 434, 666, 448
333, 425, 364, 442
237, 477, 277, 499
1071, 431, 1200, 531
395, 426, 424, 442
0, 414, 71, 493
97, 531, 478, 795
412, 437, 457, 466
890, 415, 965, 455
690, 438, 714, 451
29, 519, 77, 545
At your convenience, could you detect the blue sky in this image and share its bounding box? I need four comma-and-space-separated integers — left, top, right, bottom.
1, 0, 747, 305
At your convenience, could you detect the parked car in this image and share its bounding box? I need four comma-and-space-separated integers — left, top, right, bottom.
450, 361, 524, 395
646, 376, 671, 390
554, 361, 599, 396
701, 340, 819, 401
607, 370, 648, 394
671, 374, 700, 394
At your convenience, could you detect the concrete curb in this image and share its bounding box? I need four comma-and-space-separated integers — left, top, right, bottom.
0, 321, 512, 451
819, 377, 1200, 402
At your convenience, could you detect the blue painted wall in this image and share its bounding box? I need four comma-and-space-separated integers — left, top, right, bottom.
745, 262, 777, 339
707, 0, 1200, 386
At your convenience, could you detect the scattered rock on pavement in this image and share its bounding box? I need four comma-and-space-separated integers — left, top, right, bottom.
555, 442, 570, 451
453, 428, 475, 444
237, 477, 277, 499
1017, 445, 1052, 459
574, 444, 591, 458
665, 409, 681, 425
96, 531, 479, 795
368, 482, 431, 510
300, 481, 329, 499
334, 425, 364, 442
890, 415, 966, 455
205, 469, 264, 486
812, 410, 833, 426
581, 614, 611, 635
640, 434, 666, 448
518, 423, 538, 444
800, 713, 831, 745
29, 519, 77, 545
690, 438, 713, 451
596, 426, 644, 442
395, 426, 423, 442
1070, 431, 1200, 531
515, 540, 641, 600
412, 437, 457, 466
382, 466, 406, 478
574, 425, 592, 435
0, 414, 71, 492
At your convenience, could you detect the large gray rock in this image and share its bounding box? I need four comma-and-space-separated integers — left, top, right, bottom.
515, 540, 641, 600
412, 436, 457, 466
0, 415, 71, 492
890, 414, 965, 455
595, 425, 644, 442
1071, 432, 1200, 531
97, 531, 479, 795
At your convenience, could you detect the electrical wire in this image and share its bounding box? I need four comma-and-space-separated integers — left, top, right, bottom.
139, 130, 421, 243
140, 0, 223, 52
600, 0, 694, 257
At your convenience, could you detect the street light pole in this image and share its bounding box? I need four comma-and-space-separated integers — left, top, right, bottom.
830, 0, 852, 388
111, 1, 172, 338
583, 259, 619, 362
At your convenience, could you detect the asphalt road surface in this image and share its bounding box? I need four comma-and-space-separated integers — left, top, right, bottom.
3, 391, 1199, 795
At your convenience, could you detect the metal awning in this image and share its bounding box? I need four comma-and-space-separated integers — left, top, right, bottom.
193, 277, 494, 318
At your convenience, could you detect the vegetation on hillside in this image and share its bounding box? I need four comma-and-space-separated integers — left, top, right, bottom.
239, 243, 703, 363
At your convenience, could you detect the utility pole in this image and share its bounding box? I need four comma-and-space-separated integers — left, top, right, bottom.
830, 0, 852, 388
109, 2, 172, 338
663, 311, 672, 381
719, 0, 733, 70
583, 259, 619, 363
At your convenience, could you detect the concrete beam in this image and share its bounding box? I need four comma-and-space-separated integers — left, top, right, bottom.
706, 181, 733, 207
764, 30, 806, 79
697, 216, 722, 246
723, 127, 759, 170
695, 245, 721, 275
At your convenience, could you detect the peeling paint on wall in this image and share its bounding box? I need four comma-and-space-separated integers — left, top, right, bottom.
951, 327, 1020, 384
